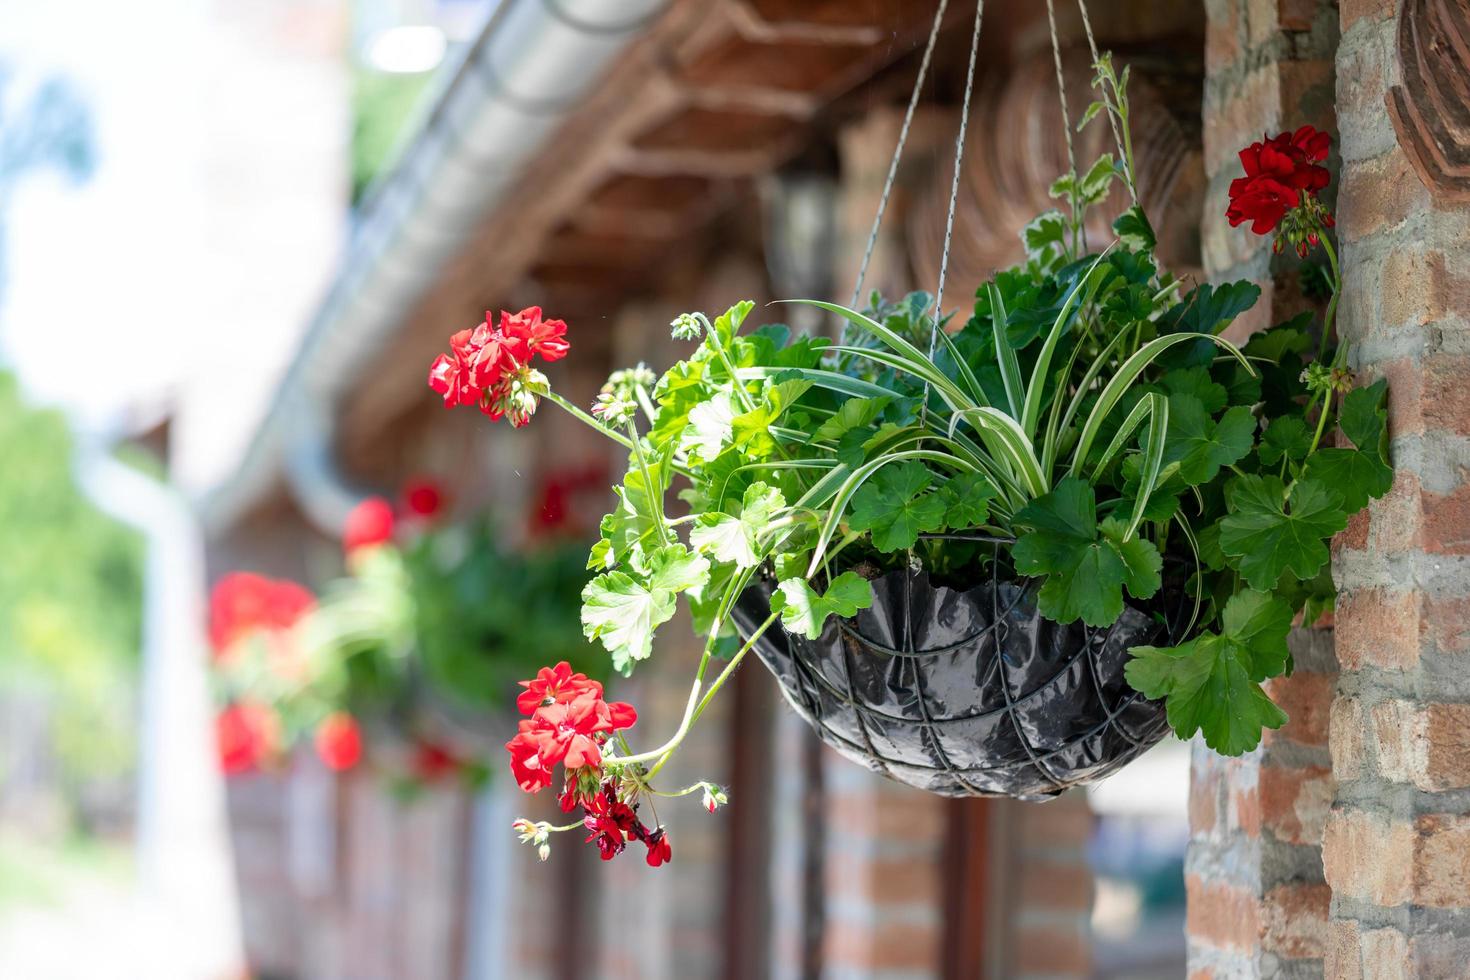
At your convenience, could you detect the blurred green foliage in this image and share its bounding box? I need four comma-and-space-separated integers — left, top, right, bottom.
0, 372, 143, 798
351, 66, 432, 205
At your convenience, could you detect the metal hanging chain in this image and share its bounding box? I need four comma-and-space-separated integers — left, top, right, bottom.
1046, 0, 1082, 253
849, 0, 951, 308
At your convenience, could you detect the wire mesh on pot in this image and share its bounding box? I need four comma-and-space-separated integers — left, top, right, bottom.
732, 541, 1190, 801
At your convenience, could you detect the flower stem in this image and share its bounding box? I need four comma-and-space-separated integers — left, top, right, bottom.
627, 419, 672, 548
1315, 234, 1342, 363
613, 612, 777, 771
543, 390, 695, 480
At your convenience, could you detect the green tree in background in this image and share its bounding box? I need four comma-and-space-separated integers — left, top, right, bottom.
0, 371, 143, 822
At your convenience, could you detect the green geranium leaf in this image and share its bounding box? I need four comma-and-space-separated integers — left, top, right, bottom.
1112, 206, 1156, 252
775, 571, 874, 640
650, 358, 709, 450
581, 545, 710, 674
1339, 378, 1389, 456
1303, 448, 1393, 512
1243, 324, 1312, 362
689, 482, 785, 569
1022, 209, 1067, 260
683, 391, 739, 462
1163, 397, 1255, 485
1162, 281, 1261, 339
939, 472, 998, 530
1162, 367, 1228, 414
711, 301, 754, 345
1125, 589, 1291, 755
1012, 478, 1162, 627
847, 461, 947, 552
1219, 475, 1347, 589
1258, 416, 1312, 467
814, 395, 890, 443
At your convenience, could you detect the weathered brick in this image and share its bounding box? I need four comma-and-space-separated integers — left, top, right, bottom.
1337, 147, 1433, 243
1261, 882, 1331, 958
1324, 918, 1365, 980
1191, 760, 1224, 834
1380, 248, 1468, 330
1422, 704, 1470, 790
1360, 927, 1411, 980
824, 916, 941, 972
826, 854, 943, 906
1206, 0, 1242, 75
1422, 593, 1470, 654
1340, 0, 1397, 32
1017, 791, 1093, 845
1421, 483, 1470, 555
1277, 0, 1321, 31
1368, 698, 1422, 782
1232, 782, 1263, 837
1205, 68, 1282, 177
1335, 587, 1420, 671
1017, 858, 1094, 912
1186, 875, 1262, 951
1247, 0, 1281, 44
1013, 924, 1090, 976
1322, 809, 1415, 906
1264, 670, 1334, 746
1331, 695, 1367, 781
1413, 814, 1470, 907
1260, 765, 1333, 845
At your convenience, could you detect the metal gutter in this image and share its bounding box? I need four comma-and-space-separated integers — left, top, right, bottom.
199, 0, 668, 537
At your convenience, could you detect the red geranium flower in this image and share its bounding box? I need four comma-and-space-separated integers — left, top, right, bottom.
217, 701, 280, 775
516, 661, 604, 715
500, 307, 569, 363
314, 712, 363, 771
343, 496, 395, 553
504, 667, 636, 794
644, 828, 672, 867
426, 309, 570, 423
401, 478, 445, 519
208, 572, 314, 655
1227, 126, 1333, 235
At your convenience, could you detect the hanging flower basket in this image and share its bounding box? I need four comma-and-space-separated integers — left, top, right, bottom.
731, 559, 1180, 800
421, 47, 1393, 867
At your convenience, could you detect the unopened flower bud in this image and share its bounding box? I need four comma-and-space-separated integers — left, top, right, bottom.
701, 782, 728, 814
670, 313, 702, 341
591, 391, 637, 427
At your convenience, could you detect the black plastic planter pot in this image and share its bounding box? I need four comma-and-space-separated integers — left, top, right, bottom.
732, 567, 1179, 801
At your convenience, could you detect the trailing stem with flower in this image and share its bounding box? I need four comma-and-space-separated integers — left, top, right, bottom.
427, 60, 1390, 865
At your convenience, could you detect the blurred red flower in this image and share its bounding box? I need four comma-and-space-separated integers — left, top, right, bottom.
208, 572, 314, 656
412, 740, 460, 782
217, 701, 280, 775
314, 712, 363, 771
401, 478, 445, 519
343, 496, 395, 553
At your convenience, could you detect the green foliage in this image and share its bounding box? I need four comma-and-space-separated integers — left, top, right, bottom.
0, 373, 143, 798
546, 70, 1390, 761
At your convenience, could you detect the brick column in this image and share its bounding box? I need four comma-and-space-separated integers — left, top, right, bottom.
1322, 0, 1470, 973
1189, 0, 1342, 976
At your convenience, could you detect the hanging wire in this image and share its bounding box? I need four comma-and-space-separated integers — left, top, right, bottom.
918, 0, 985, 428
1045, 0, 1082, 254
1075, 0, 1134, 203
848, 0, 951, 308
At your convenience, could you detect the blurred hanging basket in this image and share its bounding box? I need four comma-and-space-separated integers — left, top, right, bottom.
733, 546, 1185, 801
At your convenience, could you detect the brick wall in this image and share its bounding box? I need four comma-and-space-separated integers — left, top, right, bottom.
1190, 0, 1342, 976
1323, 0, 1470, 971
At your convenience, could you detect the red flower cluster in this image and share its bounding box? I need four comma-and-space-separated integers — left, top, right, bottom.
412, 739, 462, 783
208, 572, 314, 658
428, 307, 568, 426
506, 662, 636, 793
314, 712, 364, 771
506, 663, 669, 864
582, 787, 671, 866
216, 701, 281, 775
1226, 125, 1333, 239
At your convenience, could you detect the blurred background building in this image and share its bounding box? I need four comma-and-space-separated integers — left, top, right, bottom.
3, 0, 1466, 978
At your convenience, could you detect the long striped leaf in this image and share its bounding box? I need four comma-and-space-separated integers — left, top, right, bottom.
1127, 393, 1169, 540
1022, 250, 1112, 440
1068, 332, 1252, 479
989, 284, 1025, 420
946, 406, 1047, 498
